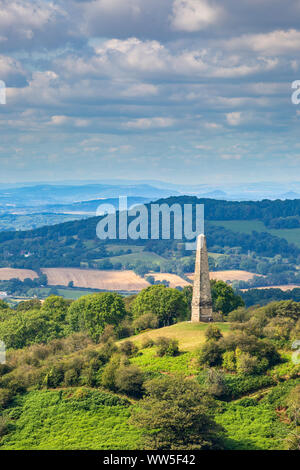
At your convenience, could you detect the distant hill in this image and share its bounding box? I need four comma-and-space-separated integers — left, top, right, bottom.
0, 197, 300, 273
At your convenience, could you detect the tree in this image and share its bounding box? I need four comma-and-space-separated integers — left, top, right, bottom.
131, 285, 188, 326
67, 293, 126, 341
42, 295, 71, 322
211, 280, 244, 316
130, 375, 224, 449
0, 300, 9, 311
17, 299, 42, 312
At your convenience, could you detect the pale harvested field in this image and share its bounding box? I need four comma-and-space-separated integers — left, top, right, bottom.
241, 284, 300, 292
41, 268, 150, 291
0, 268, 38, 281
187, 270, 261, 283
146, 272, 191, 288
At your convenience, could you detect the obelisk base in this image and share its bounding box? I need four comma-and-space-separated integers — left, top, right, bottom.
191, 305, 213, 322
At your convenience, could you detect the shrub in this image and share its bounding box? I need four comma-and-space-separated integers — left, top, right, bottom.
101, 353, 123, 391
204, 368, 228, 398
236, 352, 259, 375
198, 341, 223, 367
0, 415, 13, 437
119, 341, 138, 357
0, 388, 14, 409
227, 308, 251, 323
117, 318, 134, 339
114, 364, 144, 397
141, 336, 155, 349
222, 350, 236, 372
64, 369, 79, 386
99, 324, 117, 343
132, 313, 159, 333
205, 325, 223, 341
155, 337, 179, 357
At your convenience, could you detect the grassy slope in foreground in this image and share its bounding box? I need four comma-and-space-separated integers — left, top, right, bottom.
1, 389, 142, 450
1, 322, 297, 450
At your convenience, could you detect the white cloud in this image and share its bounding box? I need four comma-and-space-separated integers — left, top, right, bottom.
50, 115, 89, 127
225, 29, 300, 55
0, 55, 25, 81
124, 117, 175, 129
204, 122, 222, 129
171, 0, 222, 32
226, 112, 244, 126
121, 83, 158, 97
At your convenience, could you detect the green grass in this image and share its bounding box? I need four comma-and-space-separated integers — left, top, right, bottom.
106, 251, 166, 265
120, 321, 231, 352
209, 220, 300, 248
216, 380, 298, 450
106, 245, 145, 254
125, 321, 231, 377
131, 348, 197, 376
1, 389, 142, 450
216, 399, 291, 450
26, 287, 100, 300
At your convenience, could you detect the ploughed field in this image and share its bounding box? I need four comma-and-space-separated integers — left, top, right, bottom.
0, 267, 266, 291
41, 268, 150, 291
0, 268, 38, 281
187, 270, 261, 282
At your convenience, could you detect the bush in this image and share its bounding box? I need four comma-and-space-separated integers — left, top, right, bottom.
117, 318, 134, 339
205, 325, 223, 341
0, 415, 13, 437
141, 336, 155, 349
204, 368, 228, 398
64, 369, 79, 386
227, 308, 251, 323
222, 350, 236, 372
114, 364, 144, 397
155, 337, 179, 357
0, 388, 14, 410
198, 341, 223, 367
236, 351, 260, 375
119, 341, 138, 357
132, 313, 159, 333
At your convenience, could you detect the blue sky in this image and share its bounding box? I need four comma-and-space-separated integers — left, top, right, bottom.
1, 0, 300, 184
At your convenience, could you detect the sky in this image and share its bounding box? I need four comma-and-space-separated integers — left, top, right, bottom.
1, 0, 300, 184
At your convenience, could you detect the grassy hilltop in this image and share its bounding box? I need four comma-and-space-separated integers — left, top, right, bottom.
0, 286, 299, 451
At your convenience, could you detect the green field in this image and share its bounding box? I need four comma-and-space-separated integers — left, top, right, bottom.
209, 220, 300, 247
106, 245, 145, 254
106, 251, 166, 265
26, 287, 100, 300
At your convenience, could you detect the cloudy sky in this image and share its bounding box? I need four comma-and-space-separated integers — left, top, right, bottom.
1, 0, 300, 184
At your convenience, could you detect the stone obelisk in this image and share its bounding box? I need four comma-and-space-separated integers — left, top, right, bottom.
191, 234, 213, 322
